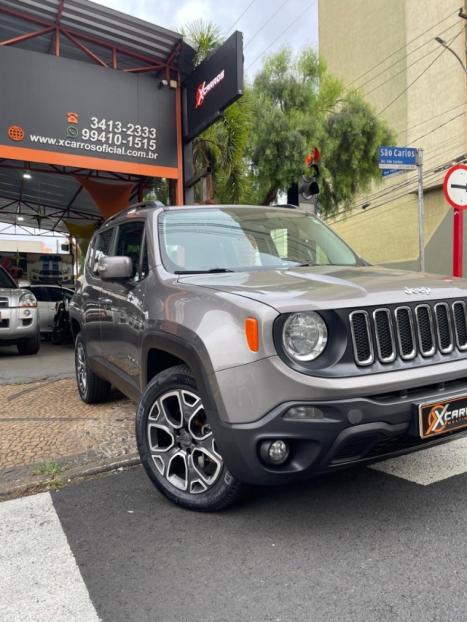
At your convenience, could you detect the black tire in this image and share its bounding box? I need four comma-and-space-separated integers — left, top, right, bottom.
51, 329, 64, 345
75, 333, 111, 404
136, 364, 243, 512
17, 332, 40, 355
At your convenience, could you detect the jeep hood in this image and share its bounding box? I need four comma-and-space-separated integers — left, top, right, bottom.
177, 266, 467, 312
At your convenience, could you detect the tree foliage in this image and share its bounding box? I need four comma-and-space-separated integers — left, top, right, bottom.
182, 24, 394, 213
247, 49, 395, 214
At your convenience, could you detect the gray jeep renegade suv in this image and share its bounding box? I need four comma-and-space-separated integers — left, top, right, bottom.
71, 202, 467, 511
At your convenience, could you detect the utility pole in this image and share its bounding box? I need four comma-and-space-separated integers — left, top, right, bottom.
417, 149, 425, 272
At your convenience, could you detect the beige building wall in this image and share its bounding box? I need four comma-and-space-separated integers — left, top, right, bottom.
319, 0, 467, 273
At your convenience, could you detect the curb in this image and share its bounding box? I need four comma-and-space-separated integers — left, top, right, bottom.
0, 454, 141, 501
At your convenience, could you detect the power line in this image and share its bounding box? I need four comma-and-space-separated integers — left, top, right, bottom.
329, 153, 467, 227
410, 109, 465, 144
225, 0, 257, 36
394, 101, 466, 137
346, 7, 459, 89
244, 0, 294, 49
329, 111, 465, 215
328, 138, 465, 220
377, 27, 464, 117
357, 18, 460, 93
246, 1, 313, 70
363, 21, 460, 99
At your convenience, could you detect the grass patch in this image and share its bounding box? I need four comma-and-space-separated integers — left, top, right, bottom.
34, 461, 64, 478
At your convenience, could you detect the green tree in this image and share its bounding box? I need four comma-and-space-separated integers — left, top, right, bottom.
247, 48, 394, 214
182, 20, 252, 203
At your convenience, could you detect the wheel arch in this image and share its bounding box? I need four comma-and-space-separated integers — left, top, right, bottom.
141, 331, 218, 418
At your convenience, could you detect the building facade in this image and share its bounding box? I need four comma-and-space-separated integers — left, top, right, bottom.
319, 0, 467, 274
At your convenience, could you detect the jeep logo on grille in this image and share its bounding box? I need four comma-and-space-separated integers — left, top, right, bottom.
404, 286, 431, 295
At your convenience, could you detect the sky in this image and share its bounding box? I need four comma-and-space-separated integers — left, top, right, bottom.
96, 0, 318, 77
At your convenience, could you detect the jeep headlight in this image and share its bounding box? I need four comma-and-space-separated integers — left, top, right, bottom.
19, 292, 37, 308
282, 312, 327, 362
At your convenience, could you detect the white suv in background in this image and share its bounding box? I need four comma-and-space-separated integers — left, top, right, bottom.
0, 266, 40, 355
30, 254, 72, 284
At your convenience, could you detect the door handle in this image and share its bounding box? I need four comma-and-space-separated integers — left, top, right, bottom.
102, 298, 113, 305
82, 292, 90, 298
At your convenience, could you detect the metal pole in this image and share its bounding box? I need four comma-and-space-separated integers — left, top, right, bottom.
453, 208, 464, 277
417, 148, 425, 272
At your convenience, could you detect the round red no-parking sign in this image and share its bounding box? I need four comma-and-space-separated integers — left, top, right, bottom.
443, 163, 467, 209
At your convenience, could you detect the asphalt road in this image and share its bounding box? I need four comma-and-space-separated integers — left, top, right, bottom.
2, 442, 467, 622
0, 341, 74, 384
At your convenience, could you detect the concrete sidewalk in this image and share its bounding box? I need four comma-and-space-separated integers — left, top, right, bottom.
0, 377, 138, 498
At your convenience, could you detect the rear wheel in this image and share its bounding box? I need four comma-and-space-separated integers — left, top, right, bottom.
75, 333, 111, 403
17, 332, 40, 355
136, 365, 243, 511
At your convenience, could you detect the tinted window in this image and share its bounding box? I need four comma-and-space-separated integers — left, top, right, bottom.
26, 286, 50, 301
47, 288, 70, 302
0, 267, 17, 288
115, 221, 146, 281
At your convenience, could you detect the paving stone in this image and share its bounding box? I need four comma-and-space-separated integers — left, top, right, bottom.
0, 378, 137, 488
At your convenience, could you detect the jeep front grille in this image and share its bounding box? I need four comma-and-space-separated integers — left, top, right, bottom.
350, 300, 466, 366
0, 297, 8, 309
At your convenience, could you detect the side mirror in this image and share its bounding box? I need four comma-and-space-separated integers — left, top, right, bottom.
97, 256, 132, 280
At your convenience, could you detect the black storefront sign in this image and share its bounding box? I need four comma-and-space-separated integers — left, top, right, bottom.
183, 31, 243, 142
0, 45, 178, 170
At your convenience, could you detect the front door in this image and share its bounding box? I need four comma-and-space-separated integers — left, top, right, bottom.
99, 220, 148, 392
81, 227, 114, 360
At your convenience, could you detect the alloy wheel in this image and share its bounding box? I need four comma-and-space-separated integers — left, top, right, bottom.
146, 389, 223, 494
76, 341, 87, 394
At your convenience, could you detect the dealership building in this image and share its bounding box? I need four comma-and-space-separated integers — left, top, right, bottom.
0, 0, 242, 246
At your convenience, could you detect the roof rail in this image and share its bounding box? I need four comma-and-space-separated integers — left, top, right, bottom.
103, 200, 165, 224
272, 203, 298, 209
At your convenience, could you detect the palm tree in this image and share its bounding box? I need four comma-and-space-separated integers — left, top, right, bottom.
182, 20, 251, 203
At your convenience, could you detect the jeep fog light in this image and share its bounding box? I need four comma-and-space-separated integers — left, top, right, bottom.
260, 440, 289, 465
282, 311, 327, 362
284, 405, 324, 420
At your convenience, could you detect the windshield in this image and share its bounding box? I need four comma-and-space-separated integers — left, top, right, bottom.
0, 267, 17, 288
158, 207, 360, 273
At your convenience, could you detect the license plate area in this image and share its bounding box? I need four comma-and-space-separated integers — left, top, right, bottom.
419, 395, 467, 439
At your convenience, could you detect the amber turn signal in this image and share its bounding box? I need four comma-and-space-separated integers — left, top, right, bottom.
245, 317, 259, 352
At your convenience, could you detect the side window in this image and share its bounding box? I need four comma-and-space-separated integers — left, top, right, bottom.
26, 286, 48, 302
114, 221, 146, 281
89, 228, 114, 276
47, 288, 67, 302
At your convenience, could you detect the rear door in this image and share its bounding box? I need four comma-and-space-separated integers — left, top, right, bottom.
99, 220, 148, 391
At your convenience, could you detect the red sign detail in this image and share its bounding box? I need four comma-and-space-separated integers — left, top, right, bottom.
195, 70, 225, 109
8, 125, 24, 142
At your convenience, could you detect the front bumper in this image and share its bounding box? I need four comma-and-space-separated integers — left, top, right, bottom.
213, 383, 467, 485
0, 307, 39, 343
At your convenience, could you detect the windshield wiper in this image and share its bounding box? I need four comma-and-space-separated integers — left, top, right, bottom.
175, 268, 235, 274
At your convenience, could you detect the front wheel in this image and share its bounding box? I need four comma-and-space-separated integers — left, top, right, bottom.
17, 332, 40, 355
136, 365, 243, 512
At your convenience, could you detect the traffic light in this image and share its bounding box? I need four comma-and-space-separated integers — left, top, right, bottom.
299, 164, 320, 201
